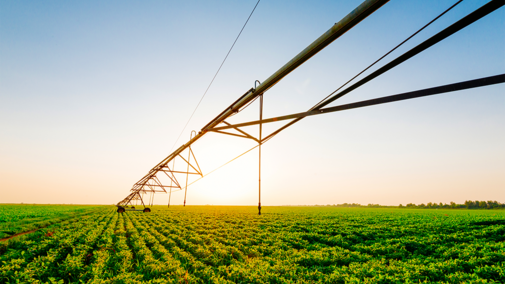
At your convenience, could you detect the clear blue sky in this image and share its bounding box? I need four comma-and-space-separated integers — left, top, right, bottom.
1, 0, 504, 205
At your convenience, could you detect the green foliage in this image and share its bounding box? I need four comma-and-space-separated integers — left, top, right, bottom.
0, 205, 504, 283
0, 204, 104, 239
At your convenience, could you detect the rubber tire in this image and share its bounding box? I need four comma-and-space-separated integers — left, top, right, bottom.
131, 207, 135, 210
143, 208, 151, 213
117, 207, 125, 213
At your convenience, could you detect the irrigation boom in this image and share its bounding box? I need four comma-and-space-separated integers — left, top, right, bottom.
116, 0, 505, 214
116, 0, 389, 212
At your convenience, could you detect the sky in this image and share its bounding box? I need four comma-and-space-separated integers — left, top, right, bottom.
1, 0, 504, 206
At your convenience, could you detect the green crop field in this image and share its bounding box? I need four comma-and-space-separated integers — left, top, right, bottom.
0, 204, 104, 239
0, 205, 504, 283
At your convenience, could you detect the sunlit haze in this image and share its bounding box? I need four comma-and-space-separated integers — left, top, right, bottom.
1, 0, 504, 206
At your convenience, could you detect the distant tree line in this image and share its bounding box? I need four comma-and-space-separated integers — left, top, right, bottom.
399, 200, 504, 209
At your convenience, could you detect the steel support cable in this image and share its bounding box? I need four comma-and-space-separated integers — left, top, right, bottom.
119, 0, 390, 206
212, 74, 505, 129
140, 73, 505, 200
315, 0, 504, 110
169, 0, 261, 154
261, 0, 505, 144
170, 144, 260, 194
148, 0, 482, 197
120, 0, 503, 204
312, 0, 463, 110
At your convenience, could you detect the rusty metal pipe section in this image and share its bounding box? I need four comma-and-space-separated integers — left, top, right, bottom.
118, 0, 389, 206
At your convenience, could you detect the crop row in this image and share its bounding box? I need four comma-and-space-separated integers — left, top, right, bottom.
1, 206, 504, 283
0, 205, 104, 239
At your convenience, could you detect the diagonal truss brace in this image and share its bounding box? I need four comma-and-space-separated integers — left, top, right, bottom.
117, 142, 203, 209
207, 121, 259, 142
204, 93, 265, 215
211, 74, 505, 134
116, 0, 390, 211
117, 0, 504, 212
210, 0, 505, 143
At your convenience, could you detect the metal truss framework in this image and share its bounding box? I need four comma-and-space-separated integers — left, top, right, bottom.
117, 0, 505, 213
116, 132, 203, 211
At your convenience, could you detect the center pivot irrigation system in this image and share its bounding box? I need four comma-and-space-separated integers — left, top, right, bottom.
116, 0, 505, 214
